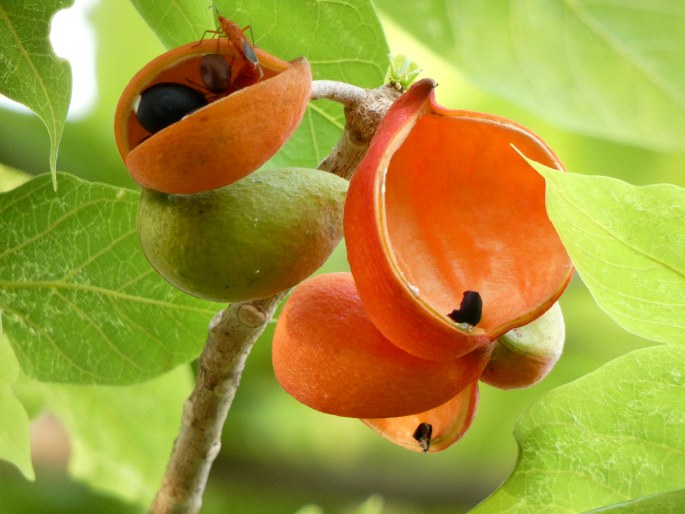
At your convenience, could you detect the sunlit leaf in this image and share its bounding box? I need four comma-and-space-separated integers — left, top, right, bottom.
0, 173, 216, 384
128, 0, 213, 49
0, 1, 73, 184
471, 345, 685, 513
524, 157, 685, 345
376, 0, 685, 152
585, 488, 685, 514
0, 334, 34, 481
44, 366, 192, 506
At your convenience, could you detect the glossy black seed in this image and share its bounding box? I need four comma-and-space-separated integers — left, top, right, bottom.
447, 290, 483, 326
200, 54, 231, 93
412, 422, 432, 452
136, 83, 208, 134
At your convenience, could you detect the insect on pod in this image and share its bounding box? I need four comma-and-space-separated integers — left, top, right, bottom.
196, 12, 263, 93
114, 29, 312, 194
216, 15, 264, 87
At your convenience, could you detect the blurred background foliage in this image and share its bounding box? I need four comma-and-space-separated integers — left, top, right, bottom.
0, 0, 681, 512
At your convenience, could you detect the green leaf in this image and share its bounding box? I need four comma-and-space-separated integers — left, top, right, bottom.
585, 489, 685, 514
524, 157, 685, 345
128, 0, 213, 49
221, 0, 389, 167
221, 0, 388, 87
0, 334, 34, 481
44, 366, 192, 506
376, 0, 685, 152
471, 345, 685, 514
0, 173, 216, 384
0, 1, 73, 184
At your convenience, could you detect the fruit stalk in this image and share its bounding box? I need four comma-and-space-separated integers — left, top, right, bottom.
150, 295, 284, 514
315, 82, 401, 180
150, 79, 399, 514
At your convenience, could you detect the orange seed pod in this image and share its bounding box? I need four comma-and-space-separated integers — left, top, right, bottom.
272, 272, 488, 418
344, 79, 573, 362
362, 380, 479, 453
114, 38, 311, 193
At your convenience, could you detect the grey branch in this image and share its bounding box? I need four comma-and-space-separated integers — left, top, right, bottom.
150, 294, 285, 513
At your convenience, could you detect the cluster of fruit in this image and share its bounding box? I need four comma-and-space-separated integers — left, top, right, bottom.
273, 79, 573, 451
115, 22, 572, 452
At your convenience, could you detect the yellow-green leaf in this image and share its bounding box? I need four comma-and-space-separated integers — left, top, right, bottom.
472, 346, 685, 513
526, 156, 685, 345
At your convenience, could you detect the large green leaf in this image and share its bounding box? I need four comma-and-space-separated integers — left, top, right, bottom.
376, 0, 685, 152
0, 173, 216, 384
129, 0, 389, 168
471, 345, 685, 513
128, 0, 213, 49
0, 1, 73, 183
0, 334, 34, 481
44, 366, 192, 506
526, 158, 685, 345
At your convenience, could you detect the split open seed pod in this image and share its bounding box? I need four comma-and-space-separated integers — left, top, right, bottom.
344, 79, 574, 362
272, 272, 488, 418
114, 39, 311, 193
362, 380, 479, 453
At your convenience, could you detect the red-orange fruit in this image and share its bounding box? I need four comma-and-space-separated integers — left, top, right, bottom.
272, 272, 487, 418
362, 380, 479, 453
114, 39, 311, 194
344, 79, 573, 362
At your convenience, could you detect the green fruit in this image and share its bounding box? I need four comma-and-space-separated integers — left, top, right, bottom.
137, 167, 348, 302
480, 302, 565, 389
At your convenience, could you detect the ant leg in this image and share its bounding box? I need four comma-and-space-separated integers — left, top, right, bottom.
242, 25, 256, 46
195, 28, 223, 45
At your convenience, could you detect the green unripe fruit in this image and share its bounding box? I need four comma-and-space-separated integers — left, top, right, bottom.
480, 302, 565, 389
137, 167, 348, 302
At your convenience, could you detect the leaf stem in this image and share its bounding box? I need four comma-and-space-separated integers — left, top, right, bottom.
150, 79, 402, 514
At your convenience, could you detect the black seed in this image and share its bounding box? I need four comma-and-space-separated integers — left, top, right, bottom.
447, 290, 483, 326
136, 83, 208, 134
412, 422, 432, 452
200, 54, 231, 93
